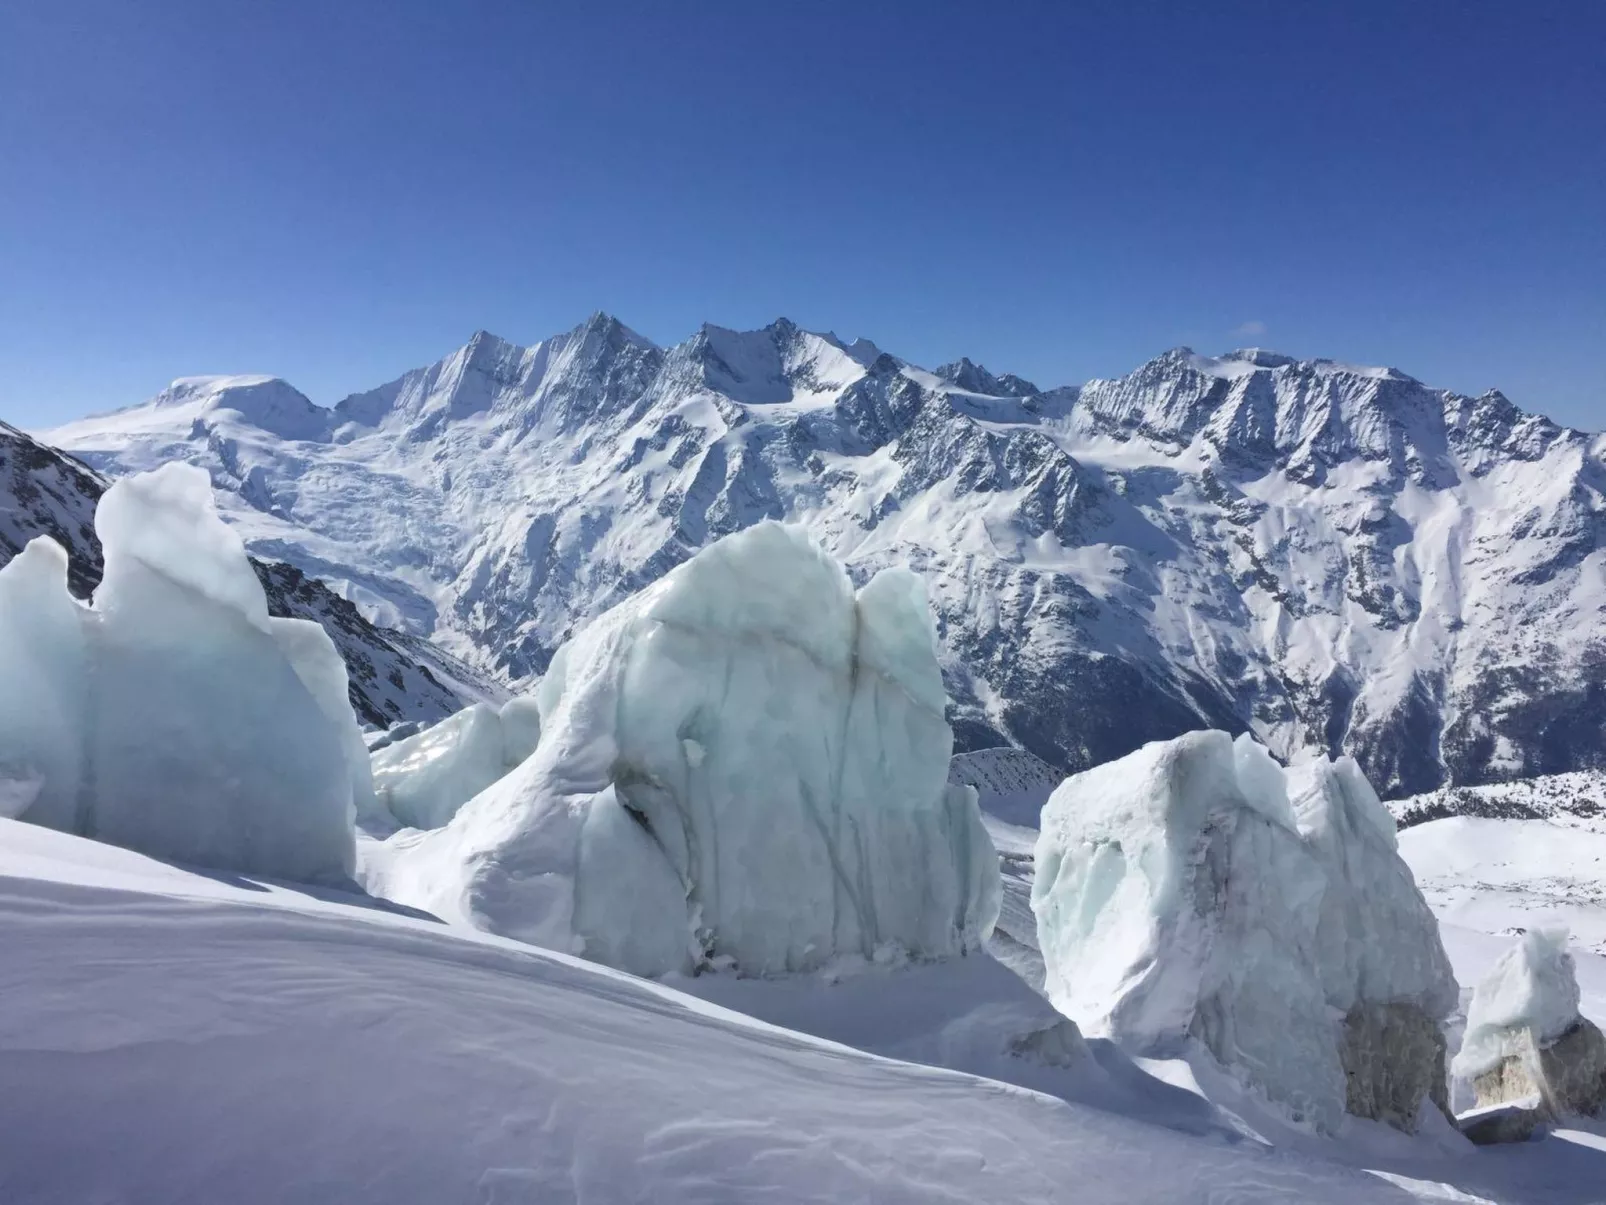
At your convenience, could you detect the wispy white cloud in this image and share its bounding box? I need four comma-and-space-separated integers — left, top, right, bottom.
1230, 319, 1268, 340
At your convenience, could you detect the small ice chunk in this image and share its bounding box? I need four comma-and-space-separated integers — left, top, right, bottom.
1454, 928, 1582, 1082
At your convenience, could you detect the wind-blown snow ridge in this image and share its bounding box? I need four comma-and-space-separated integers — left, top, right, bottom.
40, 316, 1606, 797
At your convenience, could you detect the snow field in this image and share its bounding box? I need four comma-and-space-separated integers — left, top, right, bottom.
0, 818, 1488, 1205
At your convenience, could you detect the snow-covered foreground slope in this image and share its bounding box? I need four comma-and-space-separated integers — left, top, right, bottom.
0, 419, 479, 726
42, 322, 1606, 797
0, 819, 1483, 1205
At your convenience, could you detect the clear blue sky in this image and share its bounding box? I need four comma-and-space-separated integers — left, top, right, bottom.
3, 0, 1603, 429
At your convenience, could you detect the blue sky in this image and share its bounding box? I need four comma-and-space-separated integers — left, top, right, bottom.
3, 0, 1603, 429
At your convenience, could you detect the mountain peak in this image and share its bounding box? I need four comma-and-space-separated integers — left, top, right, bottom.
569, 311, 655, 352
1220, 348, 1299, 369
687, 320, 870, 405
935, 357, 1038, 397
462, 329, 520, 364
841, 336, 886, 368
197, 377, 330, 441
159, 374, 287, 406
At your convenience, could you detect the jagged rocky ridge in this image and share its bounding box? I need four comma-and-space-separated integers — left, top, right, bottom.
40, 319, 1606, 796
1, 421, 474, 727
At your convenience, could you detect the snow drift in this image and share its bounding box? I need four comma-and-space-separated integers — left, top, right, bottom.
368, 521, 999, 977
1031, 731, 1456, 1133
0, 463, 359, 883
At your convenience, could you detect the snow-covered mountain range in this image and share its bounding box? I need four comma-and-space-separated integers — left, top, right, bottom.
0, 420, 487, 727
38, 315, 1606, 796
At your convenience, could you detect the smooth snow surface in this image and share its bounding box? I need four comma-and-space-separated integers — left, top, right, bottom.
1400, 817, 1606, 952
368, 696, 541, 831
367, 522, 999, 977
0, 463, 358, 883
1455, 929, 1583, 1081
0, 818, 1504, 1205
1033, 731, 1454, 1133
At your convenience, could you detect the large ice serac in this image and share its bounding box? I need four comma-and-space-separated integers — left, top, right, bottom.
372, 522, 999, 977
0, 463, 358, 883
1031, 731, 1456, 1133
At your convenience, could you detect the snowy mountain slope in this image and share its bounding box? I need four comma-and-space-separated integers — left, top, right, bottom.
949, 746, 1065, 827
0, 818, 1485, 1205
1391, 772, 1606, 829
43, 317, 1606, 796
0, 420, 103, 598
0, 421, 475, 727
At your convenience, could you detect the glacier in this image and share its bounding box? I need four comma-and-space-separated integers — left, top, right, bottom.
1031, 730, 1456, 1133
367, 521, 1000, 978
0, 463, 359, 883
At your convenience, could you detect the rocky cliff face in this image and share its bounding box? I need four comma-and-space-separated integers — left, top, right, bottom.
1, 421, 479, 728
41, 317, 1606, 796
